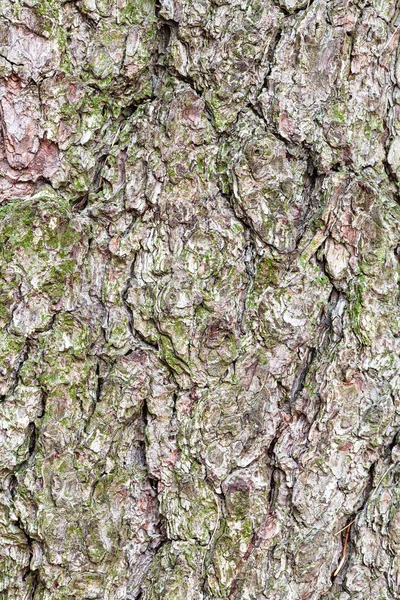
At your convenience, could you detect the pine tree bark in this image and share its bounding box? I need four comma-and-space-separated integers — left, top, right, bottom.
1, 1, 400, 599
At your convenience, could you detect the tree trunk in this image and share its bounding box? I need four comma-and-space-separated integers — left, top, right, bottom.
1, 0, 400, 599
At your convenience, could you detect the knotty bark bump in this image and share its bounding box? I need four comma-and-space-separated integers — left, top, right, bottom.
1, 1, 400, 599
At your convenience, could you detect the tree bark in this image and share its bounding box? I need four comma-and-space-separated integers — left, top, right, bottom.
1, 0, 400, 599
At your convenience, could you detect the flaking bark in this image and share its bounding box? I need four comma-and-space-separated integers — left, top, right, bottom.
1, 0, 400, 599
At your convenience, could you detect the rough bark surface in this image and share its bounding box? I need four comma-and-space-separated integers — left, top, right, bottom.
1, 0, 400, 599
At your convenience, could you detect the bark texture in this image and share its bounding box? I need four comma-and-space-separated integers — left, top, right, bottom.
1, 0, 400, 599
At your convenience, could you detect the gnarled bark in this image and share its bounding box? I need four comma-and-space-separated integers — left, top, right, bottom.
1, 0, 400, 599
